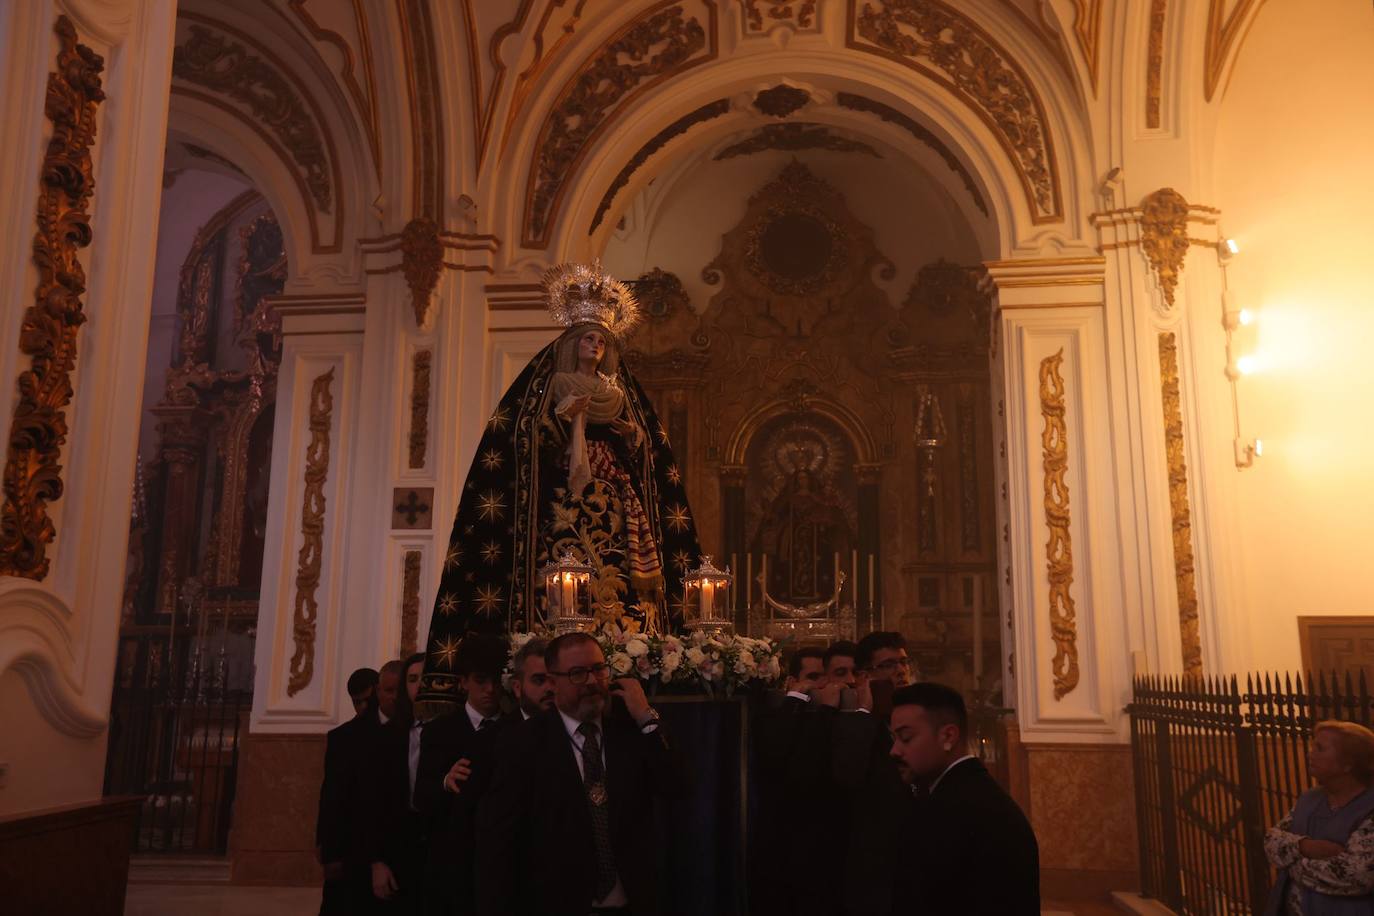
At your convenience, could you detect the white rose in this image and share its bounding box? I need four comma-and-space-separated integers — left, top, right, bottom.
734, 651, 756, 675
625, 637, 649, 659
610, 652, 632, 676
661, 651, 681, 675
685, 647, 706, 668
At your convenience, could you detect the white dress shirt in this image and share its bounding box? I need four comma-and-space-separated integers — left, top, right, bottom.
407, 719, 424, 809
465, 702, 498, 733
558, 709, 627, 908
785, 690, 812, 702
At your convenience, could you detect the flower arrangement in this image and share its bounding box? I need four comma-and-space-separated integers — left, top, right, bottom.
505, 625, 783, 695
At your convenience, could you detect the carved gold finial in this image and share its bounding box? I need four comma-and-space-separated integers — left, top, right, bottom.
542, 260, 641, 339
1140, 188, 1190, 308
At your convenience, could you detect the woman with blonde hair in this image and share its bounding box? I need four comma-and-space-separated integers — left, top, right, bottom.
1265, 720, 1374, 914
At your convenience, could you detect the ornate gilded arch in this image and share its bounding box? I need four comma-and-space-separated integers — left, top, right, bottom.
724, 392, 881, 467
846, 0, 1064, 223
521, 0, 719, 248
170, 13, 348, 253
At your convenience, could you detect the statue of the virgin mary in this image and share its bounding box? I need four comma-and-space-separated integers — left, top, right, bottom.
420, 262, 702, 702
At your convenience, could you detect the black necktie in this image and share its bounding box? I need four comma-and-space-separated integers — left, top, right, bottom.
479, 718, 495, 730
577, 722, 617, 900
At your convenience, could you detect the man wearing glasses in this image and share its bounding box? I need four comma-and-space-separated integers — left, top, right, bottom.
475, 632, 685, 916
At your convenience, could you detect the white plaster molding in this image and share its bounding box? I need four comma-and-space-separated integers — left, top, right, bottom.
0, 0, 177, 759
56, 0, 132, 44
1000, 304, 1132, 742
251, 338, 364, 731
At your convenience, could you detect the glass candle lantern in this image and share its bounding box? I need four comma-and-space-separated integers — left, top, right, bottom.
539, 550, 595, 634
683, 555, 734, 635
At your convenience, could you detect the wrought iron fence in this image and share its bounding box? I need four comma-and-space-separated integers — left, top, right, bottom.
1129, 671, 1374, 915
104, 634, 250, 854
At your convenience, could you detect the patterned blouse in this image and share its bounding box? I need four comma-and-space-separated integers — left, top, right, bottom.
1265, 810, 1374, 914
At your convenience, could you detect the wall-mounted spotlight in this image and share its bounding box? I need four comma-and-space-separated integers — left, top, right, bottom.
1235, 437, 1262, 468
1217, 236, 1261, 469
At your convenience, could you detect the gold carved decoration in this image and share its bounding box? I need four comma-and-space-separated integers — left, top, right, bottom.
714, 124, 881, 161
287, 368, 335, 696
1146, 0, 1167, 128
1072, 0, 1103, 93
849, 0, 1061, 222
1039, 349, 1079, 700
742, 0, 819, 34
1139, 188, 1190, 308
397, 0, 444, 218
401, 217, 443, 326
409, 350, 432, 469
1158, 333, 1203, 676
753, 85, 811, 118
401, 550, 421, 657
172, 25, 332, 211
0, 16, 104, 580
524, 1, 715, 247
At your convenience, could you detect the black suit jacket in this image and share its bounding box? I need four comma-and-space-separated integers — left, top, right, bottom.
475, 703, 687, 916
317, 709, 382, 868
414, 709, 511, 915
899, 758, 1040, 916
361, 718, 426, 880
751, 694, 842, 916
831, 709, 915, 916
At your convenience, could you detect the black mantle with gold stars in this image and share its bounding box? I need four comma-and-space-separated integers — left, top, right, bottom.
419, 331, 701, 705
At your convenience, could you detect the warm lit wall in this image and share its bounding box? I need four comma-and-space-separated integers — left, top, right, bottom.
1213, 0, 1374, 672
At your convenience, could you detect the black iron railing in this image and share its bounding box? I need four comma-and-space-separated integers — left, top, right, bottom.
104, 635, 250, 854
1129, 671, 1373, 915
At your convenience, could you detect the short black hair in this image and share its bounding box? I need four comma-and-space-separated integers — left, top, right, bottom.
512, 637, 548, 678
855, 631, 906, 670
346, 667, 378, 697
787, 646, 826, 679
455, 633, 508, 680
544, 632, 601, 672
890, 682, 968, 739
824, 640, 858, 668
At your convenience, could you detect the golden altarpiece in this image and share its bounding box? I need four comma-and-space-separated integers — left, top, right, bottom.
624, 162, 999, 692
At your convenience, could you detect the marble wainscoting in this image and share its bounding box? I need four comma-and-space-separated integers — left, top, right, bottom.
228, 721, 326, 885
1023, 742, 1140, 901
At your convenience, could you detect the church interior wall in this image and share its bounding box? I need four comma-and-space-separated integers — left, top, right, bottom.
1212, 0, 1374, 673
6, 0, 1374, 905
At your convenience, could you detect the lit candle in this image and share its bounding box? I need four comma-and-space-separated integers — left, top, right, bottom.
700, 579, 715, 620
561, 573, 576, 617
